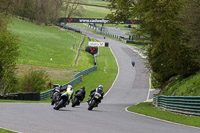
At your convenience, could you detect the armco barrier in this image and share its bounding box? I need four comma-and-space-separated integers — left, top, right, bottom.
74, 65, 97, 78
40, 89, 53, 100
61, 75, 82, 89
40, 66, 97, 100
59, 23, 81, 33
153, 95, 200, 116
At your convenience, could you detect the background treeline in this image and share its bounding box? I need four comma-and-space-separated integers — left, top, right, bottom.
0, 0, 86, 25
14, 0, 63, 25
106, 0, 200, 88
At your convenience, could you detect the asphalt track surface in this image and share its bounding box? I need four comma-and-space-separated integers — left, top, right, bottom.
1, 27, 200, 133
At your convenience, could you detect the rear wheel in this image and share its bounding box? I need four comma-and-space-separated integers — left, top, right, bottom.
88, 100, 96, 110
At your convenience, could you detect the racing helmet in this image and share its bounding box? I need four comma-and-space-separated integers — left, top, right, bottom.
98, 85, 103, 90
81, 86, 85, 90
67, 85, 73, 95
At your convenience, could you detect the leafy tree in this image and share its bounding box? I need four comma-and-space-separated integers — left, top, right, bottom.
14, 0, 63, 25
0, 0, 20, 95
0, 30, 19, 95
178, 0, 200, 66
62, 0, 86, 18
0, 0, 16, 30
106, 0, 200, 87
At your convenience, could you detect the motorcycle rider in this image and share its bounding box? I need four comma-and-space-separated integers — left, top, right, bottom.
88, 85, 104, 103
53, 85, 73, 109
51, 85, 62, 105
74, 86, 86, 104
65, 85, 74, 104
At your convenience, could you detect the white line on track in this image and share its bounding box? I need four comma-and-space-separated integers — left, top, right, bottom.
146, 73, 152, 101
104, 45, 120, 97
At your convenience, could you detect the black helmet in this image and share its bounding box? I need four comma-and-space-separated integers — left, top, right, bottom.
98, 85, 103, 90
81, 86, 85, 90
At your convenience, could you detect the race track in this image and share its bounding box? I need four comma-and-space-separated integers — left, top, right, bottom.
0, 27, 200, 133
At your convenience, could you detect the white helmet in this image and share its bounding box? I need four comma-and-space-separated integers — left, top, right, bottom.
67, 85, 73, 95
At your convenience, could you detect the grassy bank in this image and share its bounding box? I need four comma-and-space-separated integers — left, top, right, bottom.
8, 18, 95, 86
62, 0, 111, 18
87, 0, 109, 7
9, 18, 93, 70
161, 72, 200, 96
128, 102, 200, 127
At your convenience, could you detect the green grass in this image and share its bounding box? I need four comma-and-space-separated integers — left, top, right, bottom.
128, 102, 200, 127
87, 0, 110, 7
1, 46, 118, 103
6, 17, 96, 92
63, 1, 111, 18
0, 128, 16, 133
82, 6, 111, 18
71, 46, 118, 102
161, 72, 200, 96
1, 37, 118, 103
26, 46, 117, 103
9, 18, 93, 70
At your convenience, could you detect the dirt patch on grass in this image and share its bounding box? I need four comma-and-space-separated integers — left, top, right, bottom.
16, 64, 78, 81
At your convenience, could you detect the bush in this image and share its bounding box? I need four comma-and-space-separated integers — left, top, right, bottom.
19, 69, 49, 93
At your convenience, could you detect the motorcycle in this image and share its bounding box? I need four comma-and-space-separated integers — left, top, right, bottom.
88, 92, 102, 110
53, 92, 70, 110
71, 92, 83, 107
51, 86, 62, 106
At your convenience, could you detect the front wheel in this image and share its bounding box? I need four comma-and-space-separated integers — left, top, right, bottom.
54, 99, 65, 110
72, 97, 79, 107
51, 92, 59, 105
88, 99, 96, 110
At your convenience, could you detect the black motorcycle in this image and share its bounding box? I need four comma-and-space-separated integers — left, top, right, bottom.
71, 92, 83, 107
51, 86, 62, 106
88, 91, 102, 110
53, 92, 70, 110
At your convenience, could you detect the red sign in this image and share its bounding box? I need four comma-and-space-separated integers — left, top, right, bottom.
67, 19, 73, 22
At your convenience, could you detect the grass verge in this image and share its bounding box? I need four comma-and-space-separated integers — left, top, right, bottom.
0, 128, 16, 133
127, 102, 200, 127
